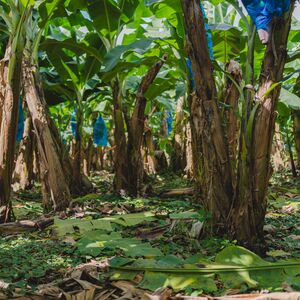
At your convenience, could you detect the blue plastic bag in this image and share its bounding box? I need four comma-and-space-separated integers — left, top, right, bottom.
71, 108, 77, 139
186, 58, 196, 90
167, 111, 173, 135
16, 97, 24, 142
186, 1, 214, 90
200, 2, 214, 60
241, 0, 290, 30
93, 116, 108, 147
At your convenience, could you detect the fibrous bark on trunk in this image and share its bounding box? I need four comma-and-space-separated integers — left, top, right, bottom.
224, 60, 242, 180
13, 113, 35, 190
182, 0, 233, 231
112, 80, 129, 192
23, 59, 70, 211
0, 43, 23, 222
171, 96, 187, 172
143, 126, 158, 175
73, 107, 83, 188
185, 121, 194, 177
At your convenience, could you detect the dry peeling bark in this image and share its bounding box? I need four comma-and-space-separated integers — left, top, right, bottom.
224, 60, 242, 181
0, 43, 23, 222
143, 126, 158, 175
23, 59, 70, 211
181, 0, 294, 251
13, 114, 35, 190
185, 121, 194, 177
112, 80, 129, 193
182, 0, 233, 230
73, 108, 84, 188
171, 96, 187, 172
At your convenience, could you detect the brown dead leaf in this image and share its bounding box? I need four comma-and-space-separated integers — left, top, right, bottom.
284, 193, 297, 198
137, 224, 170, 240
110, 281, 162, 300
36, 277, 102, 300
69, 259, 109, 279
94, 289, 117, 300
288, 235, 300, 241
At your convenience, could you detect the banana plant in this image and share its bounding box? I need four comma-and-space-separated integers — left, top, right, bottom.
41, 13, 105, 189
19, 0, 76, 211
0, 0, 33, 222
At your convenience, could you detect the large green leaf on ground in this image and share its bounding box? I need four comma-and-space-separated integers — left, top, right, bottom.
215, 246, 300, 290
54, 212, 157, 237
109, 246, 300, 292
115, 211, 157, 226
53, 217, 113, 237
76, 231, 162, 257
139, 271, 217, 292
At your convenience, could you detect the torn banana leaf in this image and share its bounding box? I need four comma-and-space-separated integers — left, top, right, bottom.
109, 246, 300, 292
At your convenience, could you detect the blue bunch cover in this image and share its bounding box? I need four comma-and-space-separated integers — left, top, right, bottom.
200, 2, 214, 60
186, 58, 196, 90
167, 111, 173, 135
241, 0, 290, 30
186, 1, 214, 90
16, 97, 24, 142
71, 108, 77, 139
93, 116, 108, 147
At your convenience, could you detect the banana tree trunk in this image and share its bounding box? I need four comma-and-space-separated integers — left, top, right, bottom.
23, 60, 70, 211
112, 80, 129, 192
13, 114, 35, 190
73, 107, 83, 187
232, 6, 294, 251
181, 0, 294, 252
182, 0, 233, 231
127, 55, 167, 196
0, 43, 23, 222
